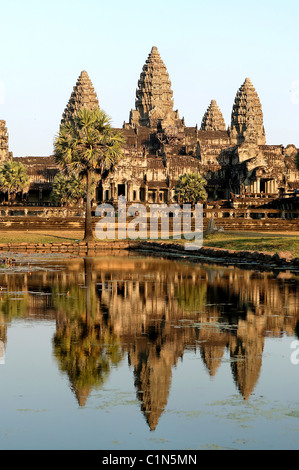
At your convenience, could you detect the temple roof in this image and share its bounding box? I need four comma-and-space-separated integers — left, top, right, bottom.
200, 100, 226, 131
14, 156, 56, 165
137, 46, 174, 115
125, 46, 182, 130
0, 120, 10, 162
61, 70, 99, 126
229, 77, 266, 145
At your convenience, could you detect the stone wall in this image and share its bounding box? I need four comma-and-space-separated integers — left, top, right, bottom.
0, 208, 297, 232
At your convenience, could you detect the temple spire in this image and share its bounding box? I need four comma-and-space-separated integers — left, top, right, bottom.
200, 100, 226, 131
125, 46, 182, 130
61, 70, 99, 126
0, 120, 11, 162
228, 77, 266, 145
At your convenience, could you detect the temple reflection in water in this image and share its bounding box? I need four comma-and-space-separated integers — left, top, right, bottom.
0, 254, 298, 431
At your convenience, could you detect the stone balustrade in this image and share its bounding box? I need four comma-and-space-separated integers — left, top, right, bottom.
0, 204, 297, 220
0, 204, 297, 233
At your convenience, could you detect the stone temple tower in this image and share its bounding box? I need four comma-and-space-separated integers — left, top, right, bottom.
61, 70, 99, 126
228, 78, 266, 146
125, 46, 183, 130
0, 120, 11, 162
200, 100, 226, 131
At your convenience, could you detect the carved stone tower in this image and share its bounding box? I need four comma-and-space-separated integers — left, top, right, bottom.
61, 70, 99, 126
0, 120, 11, 162
200, 100, 226, 131
228, 78, 266, 146
125, 46, 183, 130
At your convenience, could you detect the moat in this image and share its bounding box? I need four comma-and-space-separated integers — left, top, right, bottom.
0, 252, 299, 450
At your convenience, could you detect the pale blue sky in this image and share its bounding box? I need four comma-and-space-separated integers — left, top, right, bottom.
0, 0, 298, 156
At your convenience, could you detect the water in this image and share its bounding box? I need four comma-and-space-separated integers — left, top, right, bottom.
0, 251, 299, 450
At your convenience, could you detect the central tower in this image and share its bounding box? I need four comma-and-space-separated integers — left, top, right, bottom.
124, 46, 183, 130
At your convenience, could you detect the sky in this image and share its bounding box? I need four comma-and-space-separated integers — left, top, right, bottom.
0, 0, 299, 157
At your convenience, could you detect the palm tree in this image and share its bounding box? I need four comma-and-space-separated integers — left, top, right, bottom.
175, 172, 207, 207
0, 161, 30, 203
51, 172, 95, 207
53, 107, 125, 241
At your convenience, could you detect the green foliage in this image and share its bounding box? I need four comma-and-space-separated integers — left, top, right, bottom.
53, 107, 125, 240
51, 172, 95, 207
0, 293, 29, 320
295, 153, 299, 170
175, 283, 207, 312
53, 325, 123, 393
53, 107, 125, 180
51, 283, 97, 319
52, 282, 123, 394
174, 172, 207, 206
0, 161, 30, 201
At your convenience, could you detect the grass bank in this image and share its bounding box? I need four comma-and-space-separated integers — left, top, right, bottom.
203, 232, 299, 257
0, 231, 83, 244
0, 230, 298, 257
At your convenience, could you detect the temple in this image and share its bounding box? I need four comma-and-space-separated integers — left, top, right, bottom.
200, 100, 226, 132
61, 70, 100, 126
1, 46, 298, 204
124, 46, 183, 130
228, 77, 266, 146
0, 120, 11, 162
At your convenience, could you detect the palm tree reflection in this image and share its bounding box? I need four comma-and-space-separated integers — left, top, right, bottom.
52, 257, 123, 406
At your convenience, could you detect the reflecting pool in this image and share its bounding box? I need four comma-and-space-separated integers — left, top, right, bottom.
0, 252, 299, 450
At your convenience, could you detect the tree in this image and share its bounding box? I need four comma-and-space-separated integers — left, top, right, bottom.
0, 161, 30, 203
296, 153, 299, 170
52, 258, 123, 402
53, 108, 125, 241
174, 172, 207, 207
51, 172, 95, 207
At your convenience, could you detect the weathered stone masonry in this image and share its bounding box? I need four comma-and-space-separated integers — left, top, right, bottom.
0, 120, 11, 163
1, 46, 298, 205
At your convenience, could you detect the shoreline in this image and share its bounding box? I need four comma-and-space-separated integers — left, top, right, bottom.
0, 239, 298, 271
